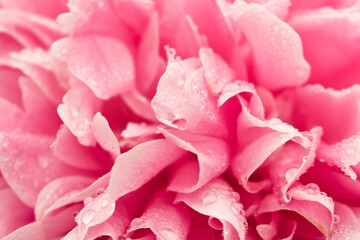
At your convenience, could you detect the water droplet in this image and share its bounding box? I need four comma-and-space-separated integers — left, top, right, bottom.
81, 210, 95, 225
285, 168, 298, 180
201, 190, 217, 204
159, 228, 177, 239
306, 183, 320, 192
333, 214, 340, 224
84, 196, 94, 205
38, 155, 49, 168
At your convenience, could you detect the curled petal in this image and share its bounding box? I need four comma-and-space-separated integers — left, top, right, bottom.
35, 175, 95, 220
160, 128, 230, 193
176, 178, 247, 240
107, 139, 185, 200
226, 1, 310, 90
93, 112, 120, 158
126, 191, 190, 240
0, 132, 81, 207
52, 35, 135, 100
52, 125, 109, 170
57, 83, 101, 146
2, 204, 82, 240
0, 188, 33, 238
257, 183, 335, 238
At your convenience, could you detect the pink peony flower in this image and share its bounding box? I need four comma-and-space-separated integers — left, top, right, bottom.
1, 0, 360, 239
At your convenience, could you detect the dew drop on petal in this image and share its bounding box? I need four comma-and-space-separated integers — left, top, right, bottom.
201, 190, 217, 204
84, 196, 94, 205
81, 209, 95, 225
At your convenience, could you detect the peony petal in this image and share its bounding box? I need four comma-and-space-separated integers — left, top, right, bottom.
0, 56, 65, 104
65, 207, 129, 240
52, 35, 135, 100
126, 191, 190, 240
93, 112, 120, 158
0, 131, 81, 207
2, 204, 82, 240
169, 15, 208, 58
18, 76, 61, 135
152, 56, 227, 137
257, 183, 335, 238
73, 190, 116, 238
227, 1, 310, 90
40, 173, 110, 219
57, 83, 101, 146
290, 6, 360, 89
331, 202, 360, 239
317, 132, 360, 180
136, 14, 162, 96
292, 84, 360, 143
231, 98, 320, 198
107, 139, 185, 200
176, 178, 247, 240
0, 98, 23, 131
0, 9, 63, 48
0, 188, 33, 238
0, 67, 22, 107
34, 175, 95, 220
122, 90, 157, 122
0, 0, 68, 18
52, 125, 109, 171
199, 47, 235, 95
160, 128, 229, 193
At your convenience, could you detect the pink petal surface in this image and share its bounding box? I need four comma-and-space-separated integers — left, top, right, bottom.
0, 9, 63, 48
0, 67, 22, 106
73, 190, 116, 238
126, 191, 190, 240
292, 84, 360, 143
176, 178, 247, 240
290, 5, 360, 89
65, 207, 129, 240
57, 83, 101, 146
52, 35, 135, 100
38, 173, 110, 219
0, 188, 33, 238
93, 112, 120, 158
317, 132, 360, 180
108, 139, 185, 200
151, 55, 227, 138
232, 98, 321, 198
18, 76, 61, 135
0, 56, 65, 104
0, 0, 68, 18
34, 175, 95, 220
226, 1, 310, 90
0, 131, 81, 207
160, 128, 229, 193
2, 204, 82, 240
257, 183, 335, 238
199, 47, 235, 95
52, 125, 109, 171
